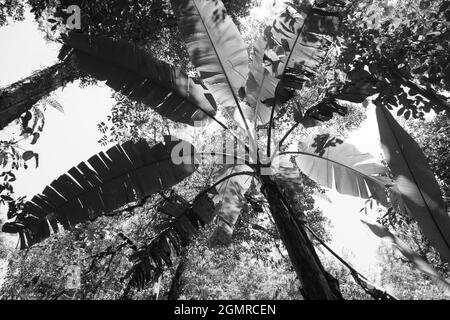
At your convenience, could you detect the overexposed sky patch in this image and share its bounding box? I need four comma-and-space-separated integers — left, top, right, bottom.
0, 10, 60, 86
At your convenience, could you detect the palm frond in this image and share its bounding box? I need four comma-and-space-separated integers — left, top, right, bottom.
64, 33, 217, 125
2, 136, 198, 248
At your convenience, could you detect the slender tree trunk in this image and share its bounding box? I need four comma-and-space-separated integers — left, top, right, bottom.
167, 248, 188, 300
0, 61, 79, 130
260, 175, 342, 300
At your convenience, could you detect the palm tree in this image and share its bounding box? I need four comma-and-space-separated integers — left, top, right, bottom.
2, 0, 450, 300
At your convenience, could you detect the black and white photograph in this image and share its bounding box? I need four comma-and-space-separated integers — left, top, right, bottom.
0, 0, 449, 307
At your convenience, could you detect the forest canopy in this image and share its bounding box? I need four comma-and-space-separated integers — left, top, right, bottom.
0, 0, 449, 300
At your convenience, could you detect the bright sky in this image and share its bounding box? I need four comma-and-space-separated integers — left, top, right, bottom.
0, 10, 114, 198
0, 3, 387, 279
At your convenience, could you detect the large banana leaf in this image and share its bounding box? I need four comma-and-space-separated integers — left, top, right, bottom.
245, 1, 340, 125
64, 33, 217, 126
289, 134, 391, 206
126, 193, 215, 290
171, 0, 249, 108
209, 164, 254, 246
376, 105, 450, 262
2, 136, 197, 248
245, 37, 294, 124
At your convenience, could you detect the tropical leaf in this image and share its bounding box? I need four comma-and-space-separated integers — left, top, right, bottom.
63, 33, 217, 126
2, 136, 198, 248
376, 105, 450, 262
267, 2, 341, 86
289, 134, 391, 206
209, 164, 254, 246
270, 157, 335, 208
125, 193, 215, 290
362, 219, 450, 296
171, 0, 249, 109
246, 0, 340, 125
245, 37, 294, 124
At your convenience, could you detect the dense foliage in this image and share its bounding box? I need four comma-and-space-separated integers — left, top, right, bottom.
0, 0, 449, 300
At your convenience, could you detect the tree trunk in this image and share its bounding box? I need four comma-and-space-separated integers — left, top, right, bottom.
167, 249, 188, 300
260, 175, 341, 300
0, 61, 79, 130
